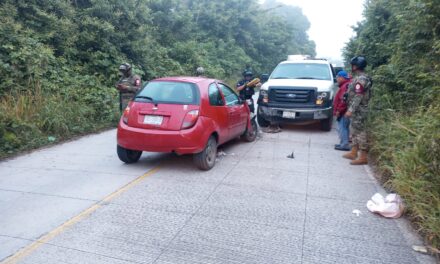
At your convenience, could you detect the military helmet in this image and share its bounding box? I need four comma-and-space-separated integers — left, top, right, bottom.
196, 67, 205, 76
242, 69, 253, 77
350, 56, 367, 70
119, 63, 132, 73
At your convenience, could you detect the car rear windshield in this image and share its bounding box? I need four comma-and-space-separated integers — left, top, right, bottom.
271, 63, 332, 81
136, 81, 200, 105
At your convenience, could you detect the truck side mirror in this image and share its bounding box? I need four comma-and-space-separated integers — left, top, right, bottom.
261, 74, 269, 83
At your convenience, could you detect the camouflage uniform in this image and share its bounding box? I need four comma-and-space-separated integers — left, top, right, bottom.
115, 70, 141, 112
346, 72, 372, 151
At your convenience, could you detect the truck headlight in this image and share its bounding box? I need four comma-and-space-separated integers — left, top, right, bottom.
316, 92, 329, 105
260, 90, 269, 103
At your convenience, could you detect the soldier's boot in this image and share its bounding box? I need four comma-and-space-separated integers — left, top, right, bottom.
343, 145, 358, 160
350, 150, 368, 165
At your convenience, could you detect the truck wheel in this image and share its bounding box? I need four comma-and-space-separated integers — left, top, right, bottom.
193, 136, 217, 171
243, 119, 258, 142
320, 116, 333, 132
257, 108, 270, 127
117, 145, 142, 163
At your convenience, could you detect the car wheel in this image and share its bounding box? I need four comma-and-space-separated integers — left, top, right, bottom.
257, 107, 270, 127
193, 136, 217, 171
243, 118, 258, 142
320, 116, 333, 132
117, 145, 142, 163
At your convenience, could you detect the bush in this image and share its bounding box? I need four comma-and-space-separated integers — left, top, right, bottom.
0, 85, 119, 159
369, 106, 440, 247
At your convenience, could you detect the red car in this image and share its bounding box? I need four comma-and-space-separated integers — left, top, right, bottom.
117, 76, 258, 170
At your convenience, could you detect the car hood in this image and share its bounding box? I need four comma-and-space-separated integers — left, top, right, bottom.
261, 79, 335, 92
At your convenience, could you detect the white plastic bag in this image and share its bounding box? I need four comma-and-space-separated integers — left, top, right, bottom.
366, 193, 404, 218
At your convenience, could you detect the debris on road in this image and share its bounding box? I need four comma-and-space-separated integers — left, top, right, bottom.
217, 151, 228, 157
262, 125, 281, 133
352, 209, 362, 216
366, 193, 404, 218
217, 150, 235, 157
287, 152, 295, 159
412, 245, 428, 254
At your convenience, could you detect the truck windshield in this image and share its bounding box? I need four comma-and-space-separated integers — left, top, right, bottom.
136, 81, 200, 105
271, 63, 332, 81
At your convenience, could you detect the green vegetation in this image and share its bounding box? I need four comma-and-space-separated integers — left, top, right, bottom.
344, 0, 440, 249
0, 0, 315, 158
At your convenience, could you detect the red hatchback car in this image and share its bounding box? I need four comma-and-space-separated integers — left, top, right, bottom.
117, 77, 257, 170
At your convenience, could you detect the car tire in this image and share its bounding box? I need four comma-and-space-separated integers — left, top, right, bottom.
193, 136, 217, 171
243, 118, 258, 142
257, 107, 270, 127
320, 116, 333, 132
117, 145, 142, 163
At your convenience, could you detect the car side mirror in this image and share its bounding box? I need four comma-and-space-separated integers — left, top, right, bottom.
261, 74, 269, 83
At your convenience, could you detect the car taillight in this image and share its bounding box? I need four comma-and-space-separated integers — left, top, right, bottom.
122, 106, 130, 124
181, 110, 199, 129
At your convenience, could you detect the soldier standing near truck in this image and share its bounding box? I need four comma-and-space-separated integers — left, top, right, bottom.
115, 63, 141, 112
343, 56, 373, 165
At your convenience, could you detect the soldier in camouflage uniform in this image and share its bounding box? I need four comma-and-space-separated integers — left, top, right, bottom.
115, 63, 141, 112
343, 56, 372, 165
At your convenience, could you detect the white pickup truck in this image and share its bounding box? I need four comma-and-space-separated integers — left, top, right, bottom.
257, 56, 337, 131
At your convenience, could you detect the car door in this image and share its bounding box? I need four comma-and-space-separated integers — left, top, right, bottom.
218, 83, 247, 138
205, 83, 229, 144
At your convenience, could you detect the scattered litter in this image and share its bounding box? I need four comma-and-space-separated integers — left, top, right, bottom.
366, 193, 404, 218
412, 245, 428, 254
352, 209, 362, 217
286, 152, 295, 159
47, 136, 56, 142
217, 151, 228, 157
263, 126, 282, 133
217, 150, 236, 157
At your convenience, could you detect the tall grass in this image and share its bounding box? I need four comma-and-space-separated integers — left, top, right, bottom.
0, 86, 119, 158
369, 105, 440, 249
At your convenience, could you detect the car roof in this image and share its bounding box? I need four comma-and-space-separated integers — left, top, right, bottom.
279, 59, 330, 65
152, 76, 217, 84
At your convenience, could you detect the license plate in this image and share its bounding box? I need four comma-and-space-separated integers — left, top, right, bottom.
143, 115, 163, 125
282, 111, 296, 119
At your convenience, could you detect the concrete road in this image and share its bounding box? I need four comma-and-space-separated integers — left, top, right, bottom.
0, 126, 435, 264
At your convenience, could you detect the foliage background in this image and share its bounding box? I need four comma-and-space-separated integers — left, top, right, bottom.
343, 0, 440, 249
0, 0, 315, 157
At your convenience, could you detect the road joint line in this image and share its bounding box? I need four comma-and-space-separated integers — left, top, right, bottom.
0, 188, 100, 203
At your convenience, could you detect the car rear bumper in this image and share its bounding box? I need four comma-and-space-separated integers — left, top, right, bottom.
258, 105, 332, 122
117, 118, 210, 155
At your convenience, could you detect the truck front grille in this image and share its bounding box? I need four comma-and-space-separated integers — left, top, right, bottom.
268, 87, 316, 104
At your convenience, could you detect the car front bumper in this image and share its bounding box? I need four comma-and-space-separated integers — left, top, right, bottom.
258, 105, 332, 122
